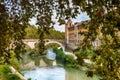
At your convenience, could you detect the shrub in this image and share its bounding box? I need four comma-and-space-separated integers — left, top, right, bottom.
0, 65, 21, 80
42, 57, 53, 66
64, 55, 79, 68
9, 51, 20, 70
54, 49, 65, 65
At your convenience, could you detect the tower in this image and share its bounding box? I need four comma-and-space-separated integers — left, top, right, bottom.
65, 19, 72, 44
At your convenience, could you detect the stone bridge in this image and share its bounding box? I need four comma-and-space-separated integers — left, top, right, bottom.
22, 39, 65, 49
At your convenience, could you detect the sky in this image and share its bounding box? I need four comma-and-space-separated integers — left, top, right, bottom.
53, 12, 90, 32
29, 0, 90, 32
29, 12, 90, 32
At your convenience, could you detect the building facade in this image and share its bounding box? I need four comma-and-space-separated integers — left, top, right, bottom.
65, 20, 120, 49
65, 19, 88, 45
65, 20, 101, 49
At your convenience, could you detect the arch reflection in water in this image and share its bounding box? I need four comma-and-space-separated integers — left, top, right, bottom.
46, 49, 56, 60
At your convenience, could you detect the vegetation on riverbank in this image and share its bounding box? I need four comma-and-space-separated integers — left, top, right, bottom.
0, 65, 21, 80
53, 48, 79, 69
0, 51, 23, 80
25, 25, 65, 39
0, 0, 119, 80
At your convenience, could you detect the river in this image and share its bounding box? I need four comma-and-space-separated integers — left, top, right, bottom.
23, 67, 99, 80
22, 48, 99, 80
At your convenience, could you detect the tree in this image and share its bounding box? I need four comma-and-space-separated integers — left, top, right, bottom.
0, 0, 30, 64
25, 25, 39, 39
72, 0, 120, 80
0, 0, 120, 79
0, 0, 78, 63
24, 26, 65, 39
44, 29, 65, 39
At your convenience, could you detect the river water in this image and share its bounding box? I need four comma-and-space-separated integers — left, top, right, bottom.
23, 67, 99, 80
23, 48, 99, 80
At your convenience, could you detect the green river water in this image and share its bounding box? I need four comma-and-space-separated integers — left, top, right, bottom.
23, 67, 99, 80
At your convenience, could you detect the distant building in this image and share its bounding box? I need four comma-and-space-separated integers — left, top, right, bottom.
65, 19, 88, 44
65, 19, 120, 49
65, 19, 100, 48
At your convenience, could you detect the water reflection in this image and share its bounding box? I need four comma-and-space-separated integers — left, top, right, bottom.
66, 68, 99, 80
24, 67, 99, 80
24, 67, 65, 80
46, 49, 56, 60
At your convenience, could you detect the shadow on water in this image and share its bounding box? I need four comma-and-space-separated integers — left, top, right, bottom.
20, 49, 57, 70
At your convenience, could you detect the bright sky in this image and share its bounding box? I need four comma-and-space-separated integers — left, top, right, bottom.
53, 12, 90, 32
29, 0, 90, 32
29, 12, 90, 32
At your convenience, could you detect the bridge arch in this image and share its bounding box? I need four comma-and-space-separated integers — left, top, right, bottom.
22, 39, 65, 50
45, 41, 65, 51
22, 39, 38, 49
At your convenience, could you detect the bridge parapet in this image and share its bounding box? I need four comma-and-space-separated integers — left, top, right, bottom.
22, 39, 39, 42
22, 39, 65, 49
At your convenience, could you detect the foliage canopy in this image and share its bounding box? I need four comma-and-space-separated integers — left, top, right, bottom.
0, 0, 120, 79
25, 25, 65, 39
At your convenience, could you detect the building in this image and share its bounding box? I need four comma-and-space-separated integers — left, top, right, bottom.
65, 19, 88, 45
65, 19, 120, 49
65, 19, 100, 49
